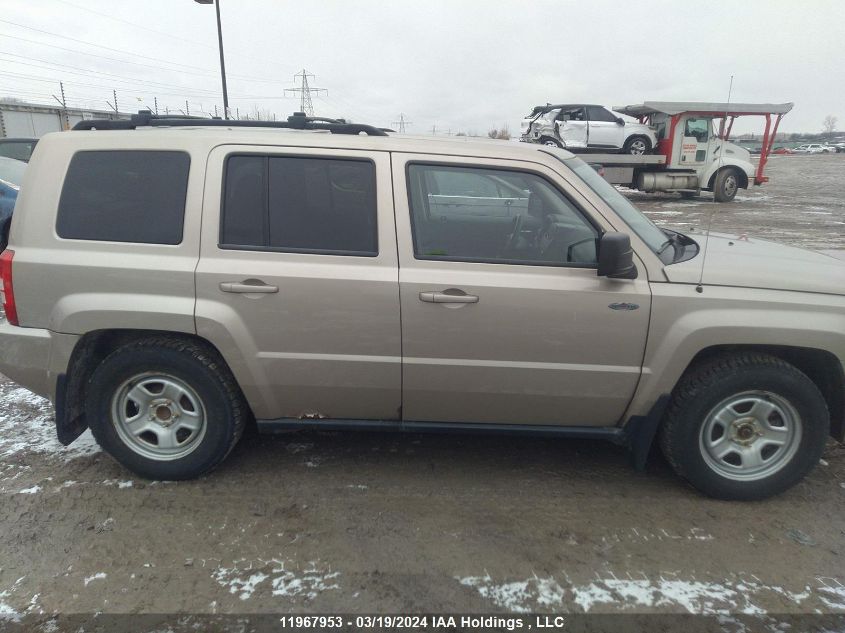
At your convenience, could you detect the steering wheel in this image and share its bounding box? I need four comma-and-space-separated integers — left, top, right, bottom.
502, 214, 525, 255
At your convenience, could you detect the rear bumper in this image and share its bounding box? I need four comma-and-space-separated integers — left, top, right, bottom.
0, 319, 78, 401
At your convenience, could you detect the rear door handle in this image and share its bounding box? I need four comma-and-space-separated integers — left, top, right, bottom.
219, 281, 279, 294
419, 291, 479, 304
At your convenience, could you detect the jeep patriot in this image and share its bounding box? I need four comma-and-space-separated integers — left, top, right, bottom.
0, 112, 842, 500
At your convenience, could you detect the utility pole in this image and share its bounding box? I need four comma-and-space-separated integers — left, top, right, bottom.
52, 81, 69, 130
391, 113, 412, 133
284, 69, 327, 116
431, 124, 437, 136
186, 101, 190, 116
214, 104, 218, 118
154, 97, 159, 115
106, 89, 119, 115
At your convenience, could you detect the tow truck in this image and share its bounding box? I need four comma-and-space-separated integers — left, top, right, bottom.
564, 102, 792, 202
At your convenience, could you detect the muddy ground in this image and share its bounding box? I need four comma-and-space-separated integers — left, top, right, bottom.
0, 154, 844, 632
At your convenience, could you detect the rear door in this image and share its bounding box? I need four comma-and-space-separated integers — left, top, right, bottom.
195, 145, 401, 422
393, 154, 652, 427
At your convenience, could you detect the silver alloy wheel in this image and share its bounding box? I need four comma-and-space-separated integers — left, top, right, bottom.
111, 373, 207, 461
699, 390, 802, 481
628, 139, 647, 155
544, 139, 560, 147
723, 173, 738, 198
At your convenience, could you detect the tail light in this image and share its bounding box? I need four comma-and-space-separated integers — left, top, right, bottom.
0, 249, 18, 326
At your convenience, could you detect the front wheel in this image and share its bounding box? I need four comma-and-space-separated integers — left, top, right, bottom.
659, 353, 829, 500
86, 337, 248, 480
623, 136, 651, 155
712, 167, 740, 202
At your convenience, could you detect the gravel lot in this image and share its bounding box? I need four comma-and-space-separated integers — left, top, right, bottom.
1, 154, 843, 632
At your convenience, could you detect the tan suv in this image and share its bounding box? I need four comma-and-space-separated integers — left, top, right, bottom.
1, 112, 843, 500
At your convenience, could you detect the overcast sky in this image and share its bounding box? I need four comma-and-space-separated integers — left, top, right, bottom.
1, 0, 842, 136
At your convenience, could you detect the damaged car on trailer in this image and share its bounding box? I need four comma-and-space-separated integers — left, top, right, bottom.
520, 104, 658, 155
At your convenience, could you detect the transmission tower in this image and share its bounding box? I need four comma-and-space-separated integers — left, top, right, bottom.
284, 69, 326, 116
391, 113, 413, 133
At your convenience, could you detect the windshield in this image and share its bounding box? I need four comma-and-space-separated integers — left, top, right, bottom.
565, 157, 670, 255
0, 157, 26, 190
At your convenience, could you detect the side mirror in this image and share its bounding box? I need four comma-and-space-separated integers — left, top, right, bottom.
616, 117, 625, 125
597, 232, 637, 279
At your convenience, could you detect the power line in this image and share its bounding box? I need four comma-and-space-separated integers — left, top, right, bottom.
49, 0, 289, 79
51, 0, 215, 50
0, 52, 224, 96
283, 69, 326, 117
0, 18, 234, 76
0, 32, 284, 84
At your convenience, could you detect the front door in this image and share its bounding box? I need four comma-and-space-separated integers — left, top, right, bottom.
556, 107, 588, 149
195, 146, 401, 422
587, 106, 625, 149
679, 116, 712, 167
393, 154, 652, 427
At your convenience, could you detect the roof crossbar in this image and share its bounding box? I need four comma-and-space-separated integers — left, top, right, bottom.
72, 110, 391, 136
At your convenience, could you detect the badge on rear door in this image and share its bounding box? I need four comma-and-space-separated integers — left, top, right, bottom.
608, 302, 640, 311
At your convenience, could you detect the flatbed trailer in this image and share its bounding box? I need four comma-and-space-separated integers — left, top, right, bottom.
568, 102, 792, 202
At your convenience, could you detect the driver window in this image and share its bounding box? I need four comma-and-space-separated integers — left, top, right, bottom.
684, 118, 710, 142
407, 164, 598, 267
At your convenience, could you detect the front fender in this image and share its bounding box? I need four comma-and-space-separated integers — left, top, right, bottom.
625, 283, 845, 419
701, 157, 755, 189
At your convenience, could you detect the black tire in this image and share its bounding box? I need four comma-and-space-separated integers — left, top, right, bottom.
659, 353, 829, 500
539, 136, 563, 148
86, 336, 248, 480
623, 135, 652, 155
712, 167, 741, 202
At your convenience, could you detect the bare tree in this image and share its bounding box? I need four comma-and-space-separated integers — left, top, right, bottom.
823, 115, 837, 138
487, 124, 511, 140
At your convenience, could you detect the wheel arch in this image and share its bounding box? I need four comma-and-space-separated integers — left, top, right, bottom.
705, 163, 749, 191
539, 135, 563, 148
678, 344, 843, 442
624, 343, 843, 473
624, 134, 653, 153
56, 328, 254, 446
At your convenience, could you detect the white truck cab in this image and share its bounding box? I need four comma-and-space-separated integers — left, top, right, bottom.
599, 102, 793, 202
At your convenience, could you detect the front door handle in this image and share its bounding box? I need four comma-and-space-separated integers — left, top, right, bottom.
219, 281, 279, 294
419, 291, 479, 304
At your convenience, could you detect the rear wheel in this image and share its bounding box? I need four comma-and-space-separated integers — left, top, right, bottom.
712, 167, 740, 202
623, 136, 651, 155
86, 336, 247, 480
659, 353, 829, 500
540, 136, 563, 148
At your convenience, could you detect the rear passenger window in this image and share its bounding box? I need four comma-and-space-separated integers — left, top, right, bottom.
57, 151, 190, 244
221, 155, 377, 256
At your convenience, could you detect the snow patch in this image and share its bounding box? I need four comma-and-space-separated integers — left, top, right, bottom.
213, 559, 340, 602
458, 573, 830, 614
16, 485, 41, 494
83, 572, 107, 586
0, 384, 100, 461
459, 574, 564, 613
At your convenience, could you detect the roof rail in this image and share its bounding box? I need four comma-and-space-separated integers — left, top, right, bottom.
72, 110, 392, 136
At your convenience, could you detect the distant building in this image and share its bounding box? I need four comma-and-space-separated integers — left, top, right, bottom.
0, 100, 130, 138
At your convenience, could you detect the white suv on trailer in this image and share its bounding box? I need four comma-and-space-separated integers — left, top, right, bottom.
521, 104, 658, 155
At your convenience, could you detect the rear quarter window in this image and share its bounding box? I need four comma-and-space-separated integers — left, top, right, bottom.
57, 150, 190, 245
